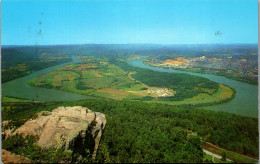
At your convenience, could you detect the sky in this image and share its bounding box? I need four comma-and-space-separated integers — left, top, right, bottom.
2, 0, 258, 45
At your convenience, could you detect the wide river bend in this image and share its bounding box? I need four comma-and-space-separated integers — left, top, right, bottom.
128, 59, 258, 118
2, 57, 258, 118
2, 57, 95, 102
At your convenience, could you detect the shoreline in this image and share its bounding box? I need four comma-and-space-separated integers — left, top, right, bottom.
144, 62, 258, 86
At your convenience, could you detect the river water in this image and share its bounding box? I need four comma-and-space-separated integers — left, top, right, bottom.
2, 57, 258, 117
128, 59, 258, 118
2, 57, 95, 102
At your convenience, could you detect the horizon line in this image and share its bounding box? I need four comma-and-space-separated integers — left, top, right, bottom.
1, 43, 258, 46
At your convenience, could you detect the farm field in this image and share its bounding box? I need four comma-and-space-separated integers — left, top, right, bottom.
29, 56, 234, 105
29, 57, 147, 100
151, 84, 234, 106
1, 0, 259, 162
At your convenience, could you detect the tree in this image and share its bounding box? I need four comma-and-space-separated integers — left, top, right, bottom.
221, 152, 226, 161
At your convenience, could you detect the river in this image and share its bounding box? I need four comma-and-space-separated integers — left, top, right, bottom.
2, 57, 95, 102
2, 57, 258, 117
128, 59, 258, 118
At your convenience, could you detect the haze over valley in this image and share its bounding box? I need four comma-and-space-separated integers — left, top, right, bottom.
1, 0, 258, 163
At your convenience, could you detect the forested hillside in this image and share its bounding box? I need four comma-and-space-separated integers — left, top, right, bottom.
1, 47, 71, 83
2, 99, 258, 163
111, 59, 235, 102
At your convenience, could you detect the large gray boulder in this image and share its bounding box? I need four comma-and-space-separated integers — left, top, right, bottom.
13, 106, 106, 159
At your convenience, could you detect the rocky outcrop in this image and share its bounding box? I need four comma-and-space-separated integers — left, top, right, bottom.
2, 149, 32, 163
13, 106, 106, 159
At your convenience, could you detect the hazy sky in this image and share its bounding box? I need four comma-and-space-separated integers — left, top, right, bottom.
2, 0, 258, 45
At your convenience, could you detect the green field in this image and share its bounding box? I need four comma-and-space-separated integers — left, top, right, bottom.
151, 84, 234, 106
29, 56, 234, 105
29, 57, 146, 100
1, 43, 258, 164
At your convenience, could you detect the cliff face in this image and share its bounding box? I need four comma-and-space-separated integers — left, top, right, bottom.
13, 106, 106, 159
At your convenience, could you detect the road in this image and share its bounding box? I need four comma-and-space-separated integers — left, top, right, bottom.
203, 149, 232, 162
205, 142, 259, 162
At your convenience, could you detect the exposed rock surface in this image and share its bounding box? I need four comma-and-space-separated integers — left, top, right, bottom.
2, 149, 32, 163
13, 106, 106, 159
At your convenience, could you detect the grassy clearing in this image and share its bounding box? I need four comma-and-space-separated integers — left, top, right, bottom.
29, 57, 144, 100
65, 87, 95, 95
94, 72, 103, 77
150, 84, 234, 105
80, 77, 115, 89
28, 56, 234, 104
61, 80, 76, 90
82, 71, 101, 79
216, 84, 233, 99
52, 73, 62, 87
30, 71, 80, 88
97, 88, 129, 95
122, 83, 144, 91
182, 84, 233, 104
94, 91, 128, 100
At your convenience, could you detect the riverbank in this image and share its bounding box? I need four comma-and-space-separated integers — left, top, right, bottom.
144, 62, 258, 85
2, 57, 95, 102
128, 59, 258, 118
2, 57, 258, 117
145, 84, 236, 107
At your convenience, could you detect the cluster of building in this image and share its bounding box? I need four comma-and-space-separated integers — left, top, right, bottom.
146, 54, 258, 82
147, 87, 175, 97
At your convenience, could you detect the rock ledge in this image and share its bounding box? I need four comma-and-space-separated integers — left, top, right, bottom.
14, 106, 106, 159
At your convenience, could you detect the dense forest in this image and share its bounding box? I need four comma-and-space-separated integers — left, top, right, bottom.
161, 65, 258, 85
2, 99, 258, 163
1, 45, 258, 163
1, 47, 71, 83
111, 58, 220, 101
26, 56, 234, 105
